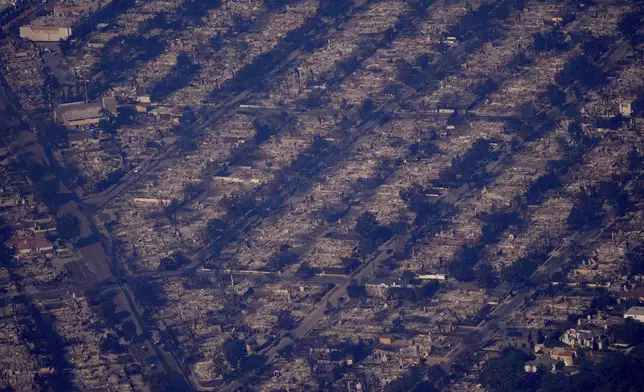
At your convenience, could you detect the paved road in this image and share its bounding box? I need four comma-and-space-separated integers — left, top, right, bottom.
149, 268, 348, 284
236, 104, 522, 123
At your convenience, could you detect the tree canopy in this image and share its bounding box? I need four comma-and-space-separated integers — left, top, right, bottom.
120, 320, 137, 342
555, 55, 607, 89
37, 179, 61, 212
206, 218, 228, 242
354, 211, 392, 256
567, 186, 605, 229
480, 349, 534, 392
223, 336, 247, 370
267, 246, 298, 272
56, 213, 81, 244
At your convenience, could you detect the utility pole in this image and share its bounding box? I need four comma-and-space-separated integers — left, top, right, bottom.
231, 274, 236, 305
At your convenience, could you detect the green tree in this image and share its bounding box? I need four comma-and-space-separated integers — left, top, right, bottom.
395, 59, 416, 85
347, 280, 367, 298
355, 211, 378, 239
131, 278, 166, 308
223, 337, 247, 370
121, 320, 137, 342
100, 333, 124, 353
480, 349, 532, 392
62, 166, 82, 188
147, 370, 173, 392
206, 218, 227, 242
555, 55, 606, 89
428, 364, 446, 388
359, 98, 374, 119
182, 182, 203, 202
335, 55, 361, 76
567, 186, 604, 229
618, 10, 644, 46
56, 213, 81, 244
276, 310, 294, 330
319, 0, 353, 17
297, 262, 317, 278
609, 318, 644, 346
0, 220, 16, 268
159, 252, 190, 271
98, 300, 117, 327
268, 247, 298, 272
546, 84, 566, 107
37, 179, 61, 212
626, 146, 641, 173
501, 256, 537, 285
253, 119, 277, 143
40, 123, 69, 150
475, 264, 498, 289
354, 211, 392, 256
415, 53, 431, 69
420, 280, 440, 299
400, 183, 441, 225
474, 78, 499, 99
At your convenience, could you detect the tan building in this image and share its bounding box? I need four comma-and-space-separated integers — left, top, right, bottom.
19, 23, 72, 41
550, 347, 576, 367
53, 96, 117, 127
19, 0, 115, 41
136, 86, 151, 103
619, 98, 634, 117
624, 306, 644, 323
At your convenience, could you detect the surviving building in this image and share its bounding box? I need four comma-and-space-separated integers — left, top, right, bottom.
53, 96, 117, 127
624, 306, 644, 323
19, 0, 121, 41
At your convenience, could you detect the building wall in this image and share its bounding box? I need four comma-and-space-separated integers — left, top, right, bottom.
19, 25, 72, 41
625, 313, 644, 323
65, 117, 102, 127
133, 198, 172, 205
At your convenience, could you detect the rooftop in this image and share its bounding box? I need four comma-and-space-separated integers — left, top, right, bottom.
29, 14, 77, 27
53, 96, 117, 123
6, 237, 54, 251
625, 306, 644, 317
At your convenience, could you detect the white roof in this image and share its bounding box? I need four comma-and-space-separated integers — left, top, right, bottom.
625, 306, 644, 316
